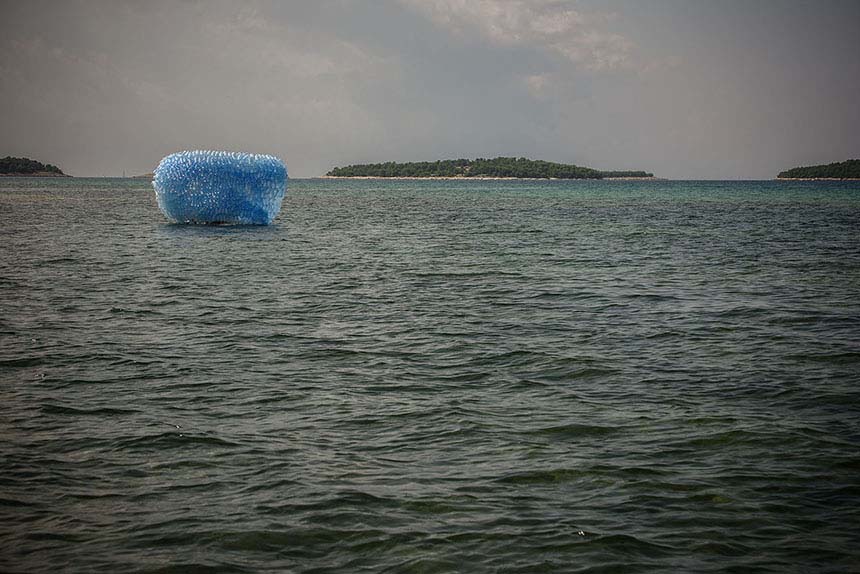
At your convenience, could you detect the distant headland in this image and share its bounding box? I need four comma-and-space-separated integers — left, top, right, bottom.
0, 156, 68, 177
325, 157, 655, 180
777, 159, 860, 180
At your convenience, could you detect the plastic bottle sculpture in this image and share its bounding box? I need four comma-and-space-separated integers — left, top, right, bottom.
153, 150, 287, 225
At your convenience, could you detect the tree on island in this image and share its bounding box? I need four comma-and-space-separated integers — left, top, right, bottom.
0, 156, 66, 175
326, 157, 652, 179
778, 159, 860, 179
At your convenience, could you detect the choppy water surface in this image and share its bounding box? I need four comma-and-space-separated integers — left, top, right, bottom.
1, 177, 859, 573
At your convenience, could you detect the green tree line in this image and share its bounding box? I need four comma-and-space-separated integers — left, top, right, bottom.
327, 157, 652, 179
598, 170, 654, 178
778, 159, 860, 179
0, 156, 65, 175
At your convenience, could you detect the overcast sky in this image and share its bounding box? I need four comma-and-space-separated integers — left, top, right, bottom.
1, 0, 858, 178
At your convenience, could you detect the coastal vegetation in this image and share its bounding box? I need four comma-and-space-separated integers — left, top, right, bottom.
778, 159, 860, 179
326, 157, 653, 179
0, 156, 66, 176
597, 170, 656, 178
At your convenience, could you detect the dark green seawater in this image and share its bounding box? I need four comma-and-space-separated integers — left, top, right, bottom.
2, 177, 859, 573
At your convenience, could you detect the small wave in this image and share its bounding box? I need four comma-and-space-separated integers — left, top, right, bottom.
108, 307, 162, 316
40, 404, 139, 416
710, 305, 771, 318
474, 227, 546, 235
787, 351, 860, 365
496, 468, 590, 485
111, 432, 241, 451
644, 330, 686, 340
406, 270, 525, 279
41, 256, 80, 264
670, 429, 778, 449
579, 533, 675, 559
0, 496, 34, 508
0, 356, 43, 368
138, 563, 250, 574
213, 526, 382, 553
528, 423, 622, 438
624, 293, 682, 302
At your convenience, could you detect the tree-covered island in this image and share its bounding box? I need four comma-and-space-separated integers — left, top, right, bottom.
777, 159, 860, 180
326, 157, 653, 179
0, 156, 67, 177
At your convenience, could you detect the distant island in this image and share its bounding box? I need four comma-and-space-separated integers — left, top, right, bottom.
0, 156, 68, 177
777, 159, 860, 180
325, 157, 654, 179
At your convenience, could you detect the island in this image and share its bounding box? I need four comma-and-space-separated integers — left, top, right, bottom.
1, 156, 68, 177
777, 159, 860, 180
325, 157, 654, 179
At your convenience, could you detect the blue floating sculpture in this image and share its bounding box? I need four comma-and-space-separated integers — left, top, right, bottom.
153, 150, 287, 225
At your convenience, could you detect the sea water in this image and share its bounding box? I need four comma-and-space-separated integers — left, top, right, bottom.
1, 177, 859, 572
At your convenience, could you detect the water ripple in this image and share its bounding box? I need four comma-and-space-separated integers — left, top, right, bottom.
1, 178, 859, 572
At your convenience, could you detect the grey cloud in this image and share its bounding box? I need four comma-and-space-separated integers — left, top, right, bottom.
396, 0, 634, 70
1, 0, 858, 178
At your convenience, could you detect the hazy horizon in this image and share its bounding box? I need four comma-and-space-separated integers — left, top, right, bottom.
2, 0, 859, 179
